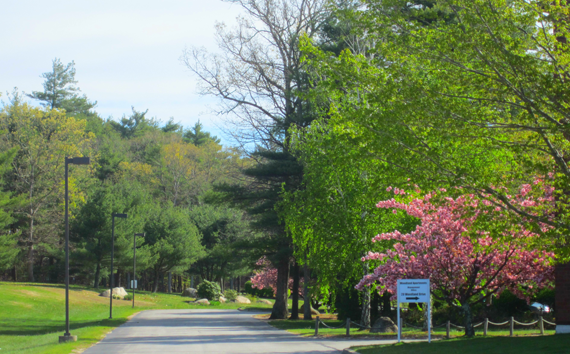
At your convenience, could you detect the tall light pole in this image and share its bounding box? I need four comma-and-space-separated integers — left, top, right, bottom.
133, 233, 145, 308
59, 157, 90, 344
110, 213, 127, 319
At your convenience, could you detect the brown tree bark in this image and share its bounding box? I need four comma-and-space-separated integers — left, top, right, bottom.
270, 258, 290, 319
290, 262, 299, 320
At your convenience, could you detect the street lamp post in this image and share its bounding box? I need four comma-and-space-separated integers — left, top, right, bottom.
110, 213, 127, 319
59, 157, 90, 344
133, 233, 145, 308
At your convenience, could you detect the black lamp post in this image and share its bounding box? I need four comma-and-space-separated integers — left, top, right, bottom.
110, 212, 127, 319
133, 233, 145, 308
59, 157, 90, 344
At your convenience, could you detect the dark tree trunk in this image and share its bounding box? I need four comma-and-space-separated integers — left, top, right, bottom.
153, 270, 160, 293
303, 263, 312, 320
13, 265, 17, 282
381, 291, 392, 316
371, 290, 380, 325
94, 262, 101, 288
360, 263, 371, 328
462, 303, 475, 337
290, 261, 300, 320
270, 258, 290, 319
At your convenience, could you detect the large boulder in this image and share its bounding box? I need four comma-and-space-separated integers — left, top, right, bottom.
299, 304, 320, 316
219, 296, 227, 303
194, 298, 210, 305
99, 287, 128, 299
257, 299, 272, 305
231, 295, 251, 304
370, 317, 398, 333
182, 288, 198, 298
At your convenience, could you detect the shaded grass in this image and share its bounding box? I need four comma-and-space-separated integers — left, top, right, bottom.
268, 319, 555, 338
0, 282, 287, 354
352, 334, 570, 354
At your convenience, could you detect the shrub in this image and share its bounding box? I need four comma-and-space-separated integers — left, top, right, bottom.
124, 294, 132, 301
224, 289, 238, 301
197, 280, 221, 300
244, 280, 273, 298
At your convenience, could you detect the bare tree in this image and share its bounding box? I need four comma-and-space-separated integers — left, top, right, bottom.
182, 0, 327, 319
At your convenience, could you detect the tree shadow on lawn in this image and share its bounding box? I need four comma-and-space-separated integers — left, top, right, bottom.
0, 317, 128, 335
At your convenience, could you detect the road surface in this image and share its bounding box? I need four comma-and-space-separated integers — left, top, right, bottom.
83, 309, 405, 354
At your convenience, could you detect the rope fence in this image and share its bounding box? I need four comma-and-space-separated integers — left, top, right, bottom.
313, 315, 556, 338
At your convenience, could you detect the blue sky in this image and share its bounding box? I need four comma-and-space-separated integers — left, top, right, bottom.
0, 0, 242, 145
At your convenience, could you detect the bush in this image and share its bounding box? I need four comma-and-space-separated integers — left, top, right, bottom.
124, 294, 132, 301
224, 289, 238, 301
244, 280, 274, 298
197, 280, 221, 300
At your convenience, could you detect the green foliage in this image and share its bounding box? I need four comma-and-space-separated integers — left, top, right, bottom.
197, 280, 221, 300
224, 289, 238, 301
183, 121, 220, 146
244, 280, 273, 298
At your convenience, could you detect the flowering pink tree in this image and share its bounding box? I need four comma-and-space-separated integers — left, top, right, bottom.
357, 187, 555, 336
251, 257, 302, 296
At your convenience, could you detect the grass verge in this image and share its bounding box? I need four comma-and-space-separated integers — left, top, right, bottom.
0, 282, 285, 354
351, 334, 570, 354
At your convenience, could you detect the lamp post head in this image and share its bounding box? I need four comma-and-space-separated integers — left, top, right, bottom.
112, 213, 128, 219
67, 157, 90, 165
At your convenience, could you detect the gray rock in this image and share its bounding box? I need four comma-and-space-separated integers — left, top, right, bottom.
231, 295, 251, 304
370, 316, 398, 333
194, 298, 210, 305
256, 299, 272, 305
99, 287, 128, 299
182, 288, 198, 298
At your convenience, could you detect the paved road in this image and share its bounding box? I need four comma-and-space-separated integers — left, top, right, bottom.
83, 309, 404, 354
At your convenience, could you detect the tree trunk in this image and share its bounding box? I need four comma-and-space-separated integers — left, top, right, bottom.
153, 270, 160, 293
94, 262, 101, 288
381, 291, 392, 316
27, 243, 34, 282
270, 258, 290, 319
360, 263, 371, 328
290, 261, 299, 320
462, 302, 475, 337
303, 263, 312, 320
13, 265, 17, 282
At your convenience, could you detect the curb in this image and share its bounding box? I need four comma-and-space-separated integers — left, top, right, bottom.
342, 349, 358, 354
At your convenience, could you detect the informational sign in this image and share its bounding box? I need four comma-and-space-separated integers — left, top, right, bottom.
397, 279, 431, 343
131, 280, 137, 289
398, 279, 430, 303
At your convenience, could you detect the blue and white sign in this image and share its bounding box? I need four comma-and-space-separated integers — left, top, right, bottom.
131, 280, 137, 289
397, 279, 431, 343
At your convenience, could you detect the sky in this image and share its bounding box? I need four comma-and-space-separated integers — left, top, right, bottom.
0, 0, 243, 145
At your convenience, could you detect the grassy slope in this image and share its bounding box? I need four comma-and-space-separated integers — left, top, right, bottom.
0, 282, 287, 354
353, 335, 570, 354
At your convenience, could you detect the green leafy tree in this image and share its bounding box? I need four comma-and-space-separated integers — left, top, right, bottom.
0, 142, 21, 271
143, 204, 203, 292
183, 121, 220, 146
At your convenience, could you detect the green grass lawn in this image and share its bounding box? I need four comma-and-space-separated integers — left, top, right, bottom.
0, 282, 288, 354
352, 335, 570, 354
268, 319, 556, 339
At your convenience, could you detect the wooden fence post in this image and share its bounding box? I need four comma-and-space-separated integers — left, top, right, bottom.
346, 318, 351, 336
539, 316, 544, 335
446, 320, 450, 339
484, 318, 488, 336
315, 316, 319, 336
510, 317, 514, 337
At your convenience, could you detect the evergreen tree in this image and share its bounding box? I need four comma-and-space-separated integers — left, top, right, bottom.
28, 58, 96, 115
183, 121, 220, 146
0, 143, 21, 271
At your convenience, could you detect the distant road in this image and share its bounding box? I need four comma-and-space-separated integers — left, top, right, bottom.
83, 309, 403, 354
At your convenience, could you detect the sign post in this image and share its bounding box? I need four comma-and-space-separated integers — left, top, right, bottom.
397, 279, 431, 343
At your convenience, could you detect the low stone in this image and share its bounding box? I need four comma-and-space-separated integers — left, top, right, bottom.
257, 299, 272, 305
99, 287, 128, 299
182, 288, 198, 298
219, 296, 227, 303
370, 316, 398, 333
299, 304, 320, 316
231, 295, 251, 304
194, 298, 210, 305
